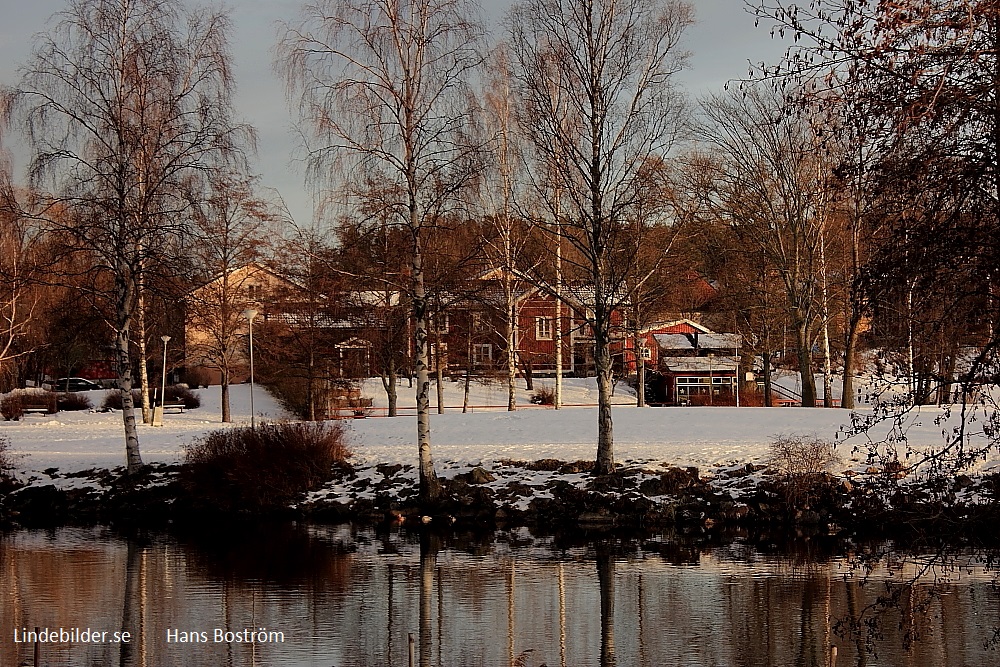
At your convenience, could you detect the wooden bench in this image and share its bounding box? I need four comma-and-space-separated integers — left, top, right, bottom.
22, 405, 54, 415
162, 401, 186, 414
318, 396, 374, 420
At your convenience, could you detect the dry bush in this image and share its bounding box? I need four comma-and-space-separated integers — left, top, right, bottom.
101, 386, 200, 410
56, 392, 93, 411
1, 394, 23, 421
0, 433, 14, 482
768, 434, 840, 476
101, 390, 143, 411
182, 421, 351, 513
767, 434, 840, 509
529, 385, 556, 405
164, 385, 201, 409
2, 390, 59, 419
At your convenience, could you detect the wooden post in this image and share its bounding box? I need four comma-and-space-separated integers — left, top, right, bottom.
408, 632, 415, 667
828, 645, 837, 667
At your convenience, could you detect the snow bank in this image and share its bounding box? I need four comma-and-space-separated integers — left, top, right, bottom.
2, 377, 997, 483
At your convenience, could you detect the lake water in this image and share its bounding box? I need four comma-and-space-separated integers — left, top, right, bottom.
1, 524, 997, 667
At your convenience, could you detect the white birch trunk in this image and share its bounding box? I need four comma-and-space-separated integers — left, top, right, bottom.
137, 277, 152, 424
115, 270, 142, 474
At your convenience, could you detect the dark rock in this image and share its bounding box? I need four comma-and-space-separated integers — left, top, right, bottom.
457, 467, 495, 484
376, 463, 404, 478
504, 482, 534, 498
558, 460, 595, 474
527, 458, 563, 472
638, 467, 700, 496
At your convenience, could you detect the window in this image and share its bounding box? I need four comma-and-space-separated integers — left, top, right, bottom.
640, 346, 652, 360
473, 343, 492, 367
246, 284, 260, 301
472, 312, 488, 331
676, 376, 711, 397
433, 314, 449, 334
535, 317, 553, 340
675, 375, 733, 402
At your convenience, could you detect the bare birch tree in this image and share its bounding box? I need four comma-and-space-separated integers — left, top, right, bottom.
280, 0, 483, 502
185, 173, 274, 422
0, 179, 45, 391
478, 46, 533, 411
510, 0, 691, 474
696, 86, 826, 408
4, 0, 250, 473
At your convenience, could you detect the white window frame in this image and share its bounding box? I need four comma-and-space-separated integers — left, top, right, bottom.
473, 343, 492, 366
535, 316, 554, 340
433, 314, 449, 334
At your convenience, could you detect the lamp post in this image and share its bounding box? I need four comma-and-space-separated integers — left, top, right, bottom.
160, 335, 171, 415
152, 335, 172, 426
243, 309, 258, 429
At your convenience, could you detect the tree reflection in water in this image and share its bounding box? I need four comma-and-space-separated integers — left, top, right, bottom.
596, 540, 616, 667
1, 526, 999, 666
419, 531, 437, 667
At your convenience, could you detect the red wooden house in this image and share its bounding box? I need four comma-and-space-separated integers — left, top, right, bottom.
642, 322, 742, 405
431, 283, 585, 377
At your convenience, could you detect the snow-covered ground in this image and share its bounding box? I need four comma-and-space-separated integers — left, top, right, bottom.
2, 376, 997, 483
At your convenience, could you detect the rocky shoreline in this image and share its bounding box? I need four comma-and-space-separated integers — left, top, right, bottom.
3, 457, 998, 536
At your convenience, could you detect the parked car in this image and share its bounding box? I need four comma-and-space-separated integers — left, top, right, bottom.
43, 377, 104, 392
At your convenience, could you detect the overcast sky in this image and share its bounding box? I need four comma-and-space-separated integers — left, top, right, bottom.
0, 0, 786, 228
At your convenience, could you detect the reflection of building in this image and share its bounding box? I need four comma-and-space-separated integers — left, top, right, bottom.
643, 321, 741, 405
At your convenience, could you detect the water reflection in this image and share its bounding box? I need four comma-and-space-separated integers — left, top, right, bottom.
0, 526, 997, 667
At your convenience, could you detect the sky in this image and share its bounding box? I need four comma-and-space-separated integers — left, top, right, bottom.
0, 0, 787, 229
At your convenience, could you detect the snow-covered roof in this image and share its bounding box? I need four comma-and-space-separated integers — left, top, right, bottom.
274, 313, 356, 328
654, 332, 741, 351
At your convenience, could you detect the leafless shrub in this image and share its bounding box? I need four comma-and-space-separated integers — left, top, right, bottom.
182, 421, 351, 513
56, 392, 92, 411
1, 394, 23, 421
101, 390, 143, 411
767, 434, 840, 508
530, 385, 556, 405
0, 432, 14, 479
2, 390, 59, 419
164, 385, 201, 409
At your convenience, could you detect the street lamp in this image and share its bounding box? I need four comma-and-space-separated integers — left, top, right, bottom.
152, 335, 171, 426
243, 309, 259, 429
160, 335, 171, 413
